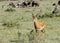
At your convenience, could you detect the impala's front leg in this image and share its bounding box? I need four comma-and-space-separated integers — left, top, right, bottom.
43, 28, 46, 43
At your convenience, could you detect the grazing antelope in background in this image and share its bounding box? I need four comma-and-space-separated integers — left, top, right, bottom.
52, 3, 58, 14
8, 2, 16, 8
32, 1, 39, 7
32, 14, 46, 43
58, 0, 60, 5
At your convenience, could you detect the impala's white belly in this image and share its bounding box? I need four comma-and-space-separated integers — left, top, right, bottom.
40, 27, 44, 31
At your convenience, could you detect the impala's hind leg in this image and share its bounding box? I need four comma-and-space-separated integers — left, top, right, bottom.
43, 28, 46, 43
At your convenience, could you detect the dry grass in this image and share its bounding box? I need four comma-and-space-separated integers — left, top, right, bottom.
0, 0, 60, 43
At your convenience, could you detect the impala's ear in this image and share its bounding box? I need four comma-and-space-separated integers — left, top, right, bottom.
35, 14, 37, 17
32, 13, 34, 19
35, 14, 37, 16
32, 13, 34, 17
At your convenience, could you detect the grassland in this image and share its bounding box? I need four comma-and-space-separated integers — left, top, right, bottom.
0, 0, 60, 43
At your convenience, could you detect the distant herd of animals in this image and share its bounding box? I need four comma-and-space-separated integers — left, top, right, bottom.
2, 0, 60, 9
52, 0, 60, 14
2, 0, 60, 14
7, 1, 39, 8
7, 0, 60, 8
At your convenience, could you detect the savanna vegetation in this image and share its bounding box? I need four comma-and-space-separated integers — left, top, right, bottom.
0, 0, 60, 43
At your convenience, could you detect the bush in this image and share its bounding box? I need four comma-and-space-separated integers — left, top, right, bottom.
2, 20, 17, 27
5, 8, 16, 12
36, 12, 54, 19
42, 12, 54, 18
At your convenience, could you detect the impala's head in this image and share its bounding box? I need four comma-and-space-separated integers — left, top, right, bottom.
32, 14, 37, 21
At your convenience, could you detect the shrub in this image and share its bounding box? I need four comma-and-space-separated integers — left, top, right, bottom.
5, 8, 16, 12
2, 20, 17, 27
49, 14, 53, 18
42, 12, 54, 18
55, 13, 60, 17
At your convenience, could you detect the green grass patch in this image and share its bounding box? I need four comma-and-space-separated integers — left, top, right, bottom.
5, 8, 16, 12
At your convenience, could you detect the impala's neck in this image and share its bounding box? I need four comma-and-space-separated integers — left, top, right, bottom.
34, 17, 38, 23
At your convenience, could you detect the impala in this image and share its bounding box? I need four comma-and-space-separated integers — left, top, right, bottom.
32, 14, 46, 43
